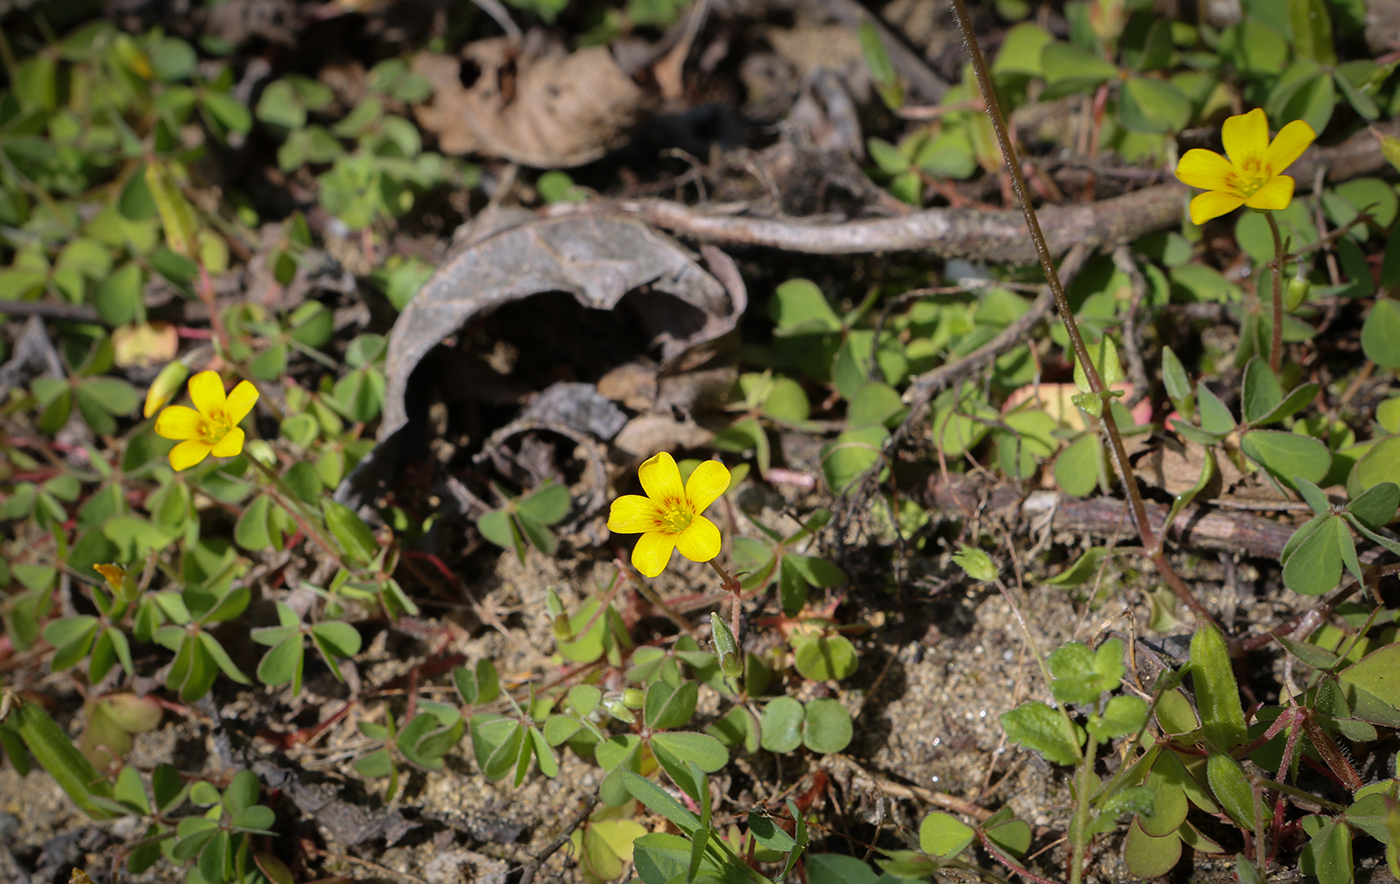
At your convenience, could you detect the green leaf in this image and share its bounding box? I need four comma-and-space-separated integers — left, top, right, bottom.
1239, 429, 1331, 487
256, 636, 303, 688
650, 732, 728, 773
95, 262, 145, 326
858, 22, 903, 109
13, 701, 120, 819
1348, 482, 1399, 530
516, 482, 570, 525
1047, 639, 1124, 705
202, 90, 253, 134
1207, 751, 1268, 829
1254, 382, 1319, 427
1055, 433, 1102, 498
760, 697, 804, 753
749, 809, 797, 853
791, 633, 859, 681
643, 680, 699, 731
471, 715, 525, 781
952, 544, 997, 583
1337, 644, 1400, 727
1191, 625, 1246, 749
919, 812, 974, 857
477, 508, 523, 561
1040, 42, 1119, 99
1117, 76, 1192, 133
322, 499, 379, 564
620, 770, 701, 834
1046, 547, 1110, 587
867, 138, 910, 175
1241, 358, 1282, 425
255, 79, 306, 129
821, 424, 888, 494
1363, 300, 1400, 369
1161, 346, 1195, 418
145, 160, 199, 259
1000, 701, 1083, 765
311, 620, 361, 658
1089, 695, 1149, 740
1197, 384, 1236, 435
770, 279, 842, 334
235, 494, 273, 550
1282, 515, 1345, 595
1123, 817, 1182, 878
993, 22, 1052, 77
802, 698, 852, 754
1290, 0, 1337, 66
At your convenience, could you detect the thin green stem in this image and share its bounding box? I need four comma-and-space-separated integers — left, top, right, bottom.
1265, 211, 1286, 373
947, 0, 1218, 633
246, 455, 347, 573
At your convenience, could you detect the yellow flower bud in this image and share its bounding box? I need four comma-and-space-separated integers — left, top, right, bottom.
144, 361, 190, 418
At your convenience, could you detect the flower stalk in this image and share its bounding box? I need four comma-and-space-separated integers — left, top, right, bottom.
946, 0, 1218, 633
1265, 211, 1286, 372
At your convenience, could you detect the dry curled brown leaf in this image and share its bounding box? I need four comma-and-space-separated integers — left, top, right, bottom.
412, 38, 654, 168
379, 207, 745, 441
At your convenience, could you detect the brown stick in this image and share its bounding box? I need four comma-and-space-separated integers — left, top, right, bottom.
615, 120, 1399, 264
921, 476, 1390, 565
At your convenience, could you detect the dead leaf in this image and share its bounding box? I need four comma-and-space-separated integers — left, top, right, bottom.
598, 362, 658, 410
412, 37, 654, 168
614, 413, 715, 456
111, 321, 179, 368
379, 207, 744, 439
80, 692, 162, 768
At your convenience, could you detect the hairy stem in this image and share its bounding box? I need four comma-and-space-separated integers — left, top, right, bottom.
947, 0, 1217, 631
1265, 211, 1286, 372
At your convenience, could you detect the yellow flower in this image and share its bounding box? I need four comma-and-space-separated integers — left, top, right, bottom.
608, 452, 730, 578
1175, 108, 1315, 225
154, 371, 259, 471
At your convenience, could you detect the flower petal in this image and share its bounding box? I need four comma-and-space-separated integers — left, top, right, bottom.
638, 451, 684, 506
1175, 149, 1237, 192
187, 370, 228, 418
609, 495, 664, 534
1265, 120, 1315, 176
1244, 175, 1295, 211
211, 427, 245, 458
684, 460, 731, 515
674, 516, 721, 564
169, 439, 213, 471
1189, 190, 1247, 225
1221, 108, 1269, 165
155, 405, 202, 440
631, 531, 676, 578
225, 381, 260, 425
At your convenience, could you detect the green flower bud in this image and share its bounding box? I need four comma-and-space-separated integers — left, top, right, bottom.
1284, 274, 1311, 313
711, 613, 743, 678
622, 688, 645, 709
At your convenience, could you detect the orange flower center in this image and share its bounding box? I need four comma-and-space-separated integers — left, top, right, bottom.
198, 411, 232, 445
1228, 157, 1271, 198
658, 500, 694, 535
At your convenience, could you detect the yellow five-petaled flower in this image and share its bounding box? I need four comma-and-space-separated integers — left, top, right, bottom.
154, 371, 259, 471
1175, 108, 1315, 226
608, 452, 731, 578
